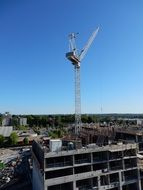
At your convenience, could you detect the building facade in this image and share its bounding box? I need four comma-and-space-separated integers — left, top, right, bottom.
19, 117, 27, 126
32, 140, 141, 190
2, 112, 12, 126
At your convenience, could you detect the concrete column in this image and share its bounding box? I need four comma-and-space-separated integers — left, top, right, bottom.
107, 151, 110, 185
73, 154, 75, 166
136, 135, 138, 143
91, 152, 93, 171
107, 151, 110, 169
119, 171, 123, 190
73, 155, 76, 190
121, 150, 125, 182
73, 181, 76, 190
90, 152, 93, 189
97, 176, 101, 190
137, 168, 142, 190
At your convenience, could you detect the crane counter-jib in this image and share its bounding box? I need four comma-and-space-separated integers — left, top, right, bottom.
66, 52, 80, 65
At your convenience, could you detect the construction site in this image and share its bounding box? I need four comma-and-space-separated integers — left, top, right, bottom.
32, 123, 143, 190
32, 28, 143, 190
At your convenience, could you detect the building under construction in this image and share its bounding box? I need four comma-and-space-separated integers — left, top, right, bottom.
32, 124, 143, 190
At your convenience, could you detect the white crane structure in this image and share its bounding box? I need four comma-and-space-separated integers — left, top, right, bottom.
66, 27, 99, 135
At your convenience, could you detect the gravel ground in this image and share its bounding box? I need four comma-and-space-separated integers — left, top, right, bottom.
0, 148, 32, 190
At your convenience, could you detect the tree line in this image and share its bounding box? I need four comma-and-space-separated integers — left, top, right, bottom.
0, 113, 143, 128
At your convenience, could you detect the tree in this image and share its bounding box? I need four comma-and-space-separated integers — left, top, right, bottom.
0, 117, 2, 126
48, 129, 65, 139
9, 132, 18, 145
11, 116, 18, 127
0, 135, 4, 146
23, 137, 29, 145
16, 125, 27, 130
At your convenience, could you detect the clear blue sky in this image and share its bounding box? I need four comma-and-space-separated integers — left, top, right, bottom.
0, 0, 143, 114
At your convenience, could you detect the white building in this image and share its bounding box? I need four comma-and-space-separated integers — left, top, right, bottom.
19, 117, 27, 126
2, 112, 12, 126
0, 126, 13, 137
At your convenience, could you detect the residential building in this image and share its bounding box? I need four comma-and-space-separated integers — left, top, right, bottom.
2, 112, 12, 126
19, 117, 27, 126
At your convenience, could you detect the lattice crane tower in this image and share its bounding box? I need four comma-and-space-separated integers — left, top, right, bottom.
66, 27, 99, 135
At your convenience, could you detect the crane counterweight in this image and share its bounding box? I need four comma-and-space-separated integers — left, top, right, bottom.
66, 52, 80, 66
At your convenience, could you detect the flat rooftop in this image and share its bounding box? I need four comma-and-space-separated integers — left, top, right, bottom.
33, 139, 136, 158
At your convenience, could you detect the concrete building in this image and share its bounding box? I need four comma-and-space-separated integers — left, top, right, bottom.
115, 126, 143, 154
0, 126, 13, 137
2, 112, 12, 126
19, 117, 27, 126
32, 140, 141, 190
137, 119, 143, 126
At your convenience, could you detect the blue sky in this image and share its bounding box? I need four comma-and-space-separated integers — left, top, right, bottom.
0, 0, 143, 114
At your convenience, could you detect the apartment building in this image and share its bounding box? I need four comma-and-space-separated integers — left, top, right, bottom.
19, 117, 27, 126
32, 140, 141, 190
2, 112, 12, 126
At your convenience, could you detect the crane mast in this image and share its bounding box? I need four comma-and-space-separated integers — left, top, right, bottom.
75, 63, 81, 135
66, 27, 99, 135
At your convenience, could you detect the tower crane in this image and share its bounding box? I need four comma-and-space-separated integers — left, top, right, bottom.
66, 27, 99, 135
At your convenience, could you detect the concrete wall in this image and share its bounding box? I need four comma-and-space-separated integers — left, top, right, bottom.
32, 160, 44, 190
